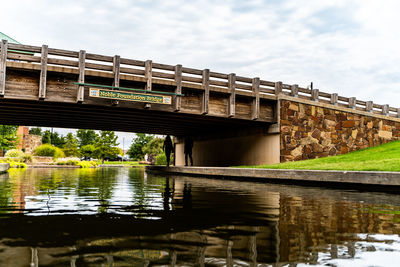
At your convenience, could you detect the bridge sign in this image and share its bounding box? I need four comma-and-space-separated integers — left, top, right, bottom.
89, 88, 172, 104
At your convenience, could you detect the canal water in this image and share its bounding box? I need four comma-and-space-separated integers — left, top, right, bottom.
0, 168, 400, 266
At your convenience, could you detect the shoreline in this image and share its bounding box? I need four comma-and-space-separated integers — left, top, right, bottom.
146, 166, 400, 188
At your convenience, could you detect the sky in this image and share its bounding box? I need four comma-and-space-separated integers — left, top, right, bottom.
2, 0, 400, 147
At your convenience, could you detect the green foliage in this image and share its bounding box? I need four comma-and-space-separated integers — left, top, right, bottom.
5, 149, 24, 158
55, 158, 80, 165
34, 144, 65, 159
0, 125, 18, 155
77, 129, 98, 147
29, 127, 42, 136
63, 133, 80, 157
93, 131, 120, 163
0, 158, 27, 168
42, 130, 66, 148
155, 153, 173, 166
80, 144, 95, 159
78, 161, 98, 168
20, 154, 33, 163
143, 138, 163, 156
127, 134, 153, 160
238, 140, 400, 172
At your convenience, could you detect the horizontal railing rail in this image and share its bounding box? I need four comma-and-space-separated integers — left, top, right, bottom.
1, 40, 399, 118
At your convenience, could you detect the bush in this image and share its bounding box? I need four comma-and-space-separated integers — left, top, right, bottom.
55, 158, 80, 166
155, 153, 173, 166
5, 149, 24, 158
34, 144, 65, 159
0, 158, 27, 168
20, 154, 33, 163
78, 161, 98, 168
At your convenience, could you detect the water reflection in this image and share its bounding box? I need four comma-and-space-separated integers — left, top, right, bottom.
0, 168, 399, 266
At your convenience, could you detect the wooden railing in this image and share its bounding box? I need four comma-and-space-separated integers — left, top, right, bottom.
1, 40, 399, 118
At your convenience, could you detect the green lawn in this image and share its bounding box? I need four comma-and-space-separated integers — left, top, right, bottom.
101, 161, 140, 166
238, 141, 400, 172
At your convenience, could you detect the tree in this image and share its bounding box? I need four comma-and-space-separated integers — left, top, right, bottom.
80, 144, 95, 160
77, 129, 98, 147
42, 130, 66, 148
29, 127, 42, 136
0, 125, 18, 156
143, 138, 164, 157
63, 133, 80, 157
93, 131, 120, 164
127, 134, 153, 160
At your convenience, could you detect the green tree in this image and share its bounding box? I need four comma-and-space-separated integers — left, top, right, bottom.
42, 130, 51, 144
93, 131, 120, 164
80, 144, 95, 160
29, 127, 42, 136
42, 130, 66, 148
0, 125, 18, 156
127, 134, 153, 160
63, 133, 80, 157
77, 129, 98, 147
143, 137, 164, 157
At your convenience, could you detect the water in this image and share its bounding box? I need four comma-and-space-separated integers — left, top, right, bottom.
1, 168, 400, 266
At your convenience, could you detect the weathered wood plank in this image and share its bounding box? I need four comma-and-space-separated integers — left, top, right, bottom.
252, 77, 260, 120
112, 55, 121, 105
174, 64, 182, 111
228, 73, 236, 117
331, 93, 338, 105
202, 69, 210, 115
290, 84, 298, 97
0, 40, 8, 96
77, 50, 86, 102
144, 60, 152, 109
274, 81, 282, 96
311, 89, 319, 101
366, 101, 373, 112
39, 45, 48, 99
382, 104, 389, 115
349, 97, 356, 109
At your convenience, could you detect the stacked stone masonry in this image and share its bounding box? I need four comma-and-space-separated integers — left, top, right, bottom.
280, 100, 400, 162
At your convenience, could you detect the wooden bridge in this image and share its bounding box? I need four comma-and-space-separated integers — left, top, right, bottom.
1, 40, 400, 166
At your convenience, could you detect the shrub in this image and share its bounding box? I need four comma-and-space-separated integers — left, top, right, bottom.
34, 144, 65, 159
0, 158, 27, 168
5, 149, 24, 158
155, 153, 173, 166
20, 154, 33, 163
78, 160, 98, 168
55, 158, 80, 166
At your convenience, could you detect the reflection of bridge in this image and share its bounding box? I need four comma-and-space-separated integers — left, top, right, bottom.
2, 40, 400, 166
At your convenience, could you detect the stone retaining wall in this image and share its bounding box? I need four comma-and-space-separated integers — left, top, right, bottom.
280, 100, 400, 162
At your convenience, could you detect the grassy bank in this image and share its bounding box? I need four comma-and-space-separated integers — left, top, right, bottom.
101, 161, 140, 166
239, 141, 400, 172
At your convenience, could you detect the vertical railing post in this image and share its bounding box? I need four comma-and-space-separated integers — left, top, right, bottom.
349, 97, 356, 109
0, 39, 8, 96
275, 81, 282, 96
311, 89, 319, 101
144, 60, 152, 109
112, 55, 121, 105
382, 104, 389, 115
366, 101, 373, 112
330, 93, 338, 105
201, 69, 210, 115
174, 64, 182, 111
77, 50, 86, 102
290, 84, 298, 97
228, 73, 236, 117
252, 77, 260, 120
39, 44, 48, 99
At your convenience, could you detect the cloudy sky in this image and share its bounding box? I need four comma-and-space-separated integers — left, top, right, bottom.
2, 0, 400, 147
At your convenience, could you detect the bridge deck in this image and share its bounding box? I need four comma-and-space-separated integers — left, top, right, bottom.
0, 40, 399, 135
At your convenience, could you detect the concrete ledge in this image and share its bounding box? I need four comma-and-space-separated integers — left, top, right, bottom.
27, 165, 81, 168
0, 163, 10, 173
146, 166, 400, 187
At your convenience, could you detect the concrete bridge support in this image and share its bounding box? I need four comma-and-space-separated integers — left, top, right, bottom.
175, 129, 280, 167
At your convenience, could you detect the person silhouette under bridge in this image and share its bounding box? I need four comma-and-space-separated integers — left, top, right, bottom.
163, 135, 173, 167
184, 136, 194, 166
